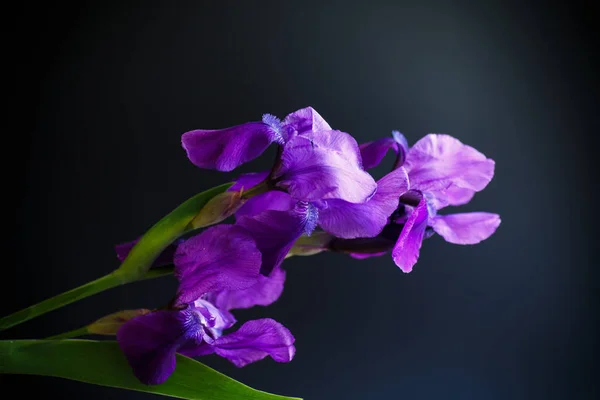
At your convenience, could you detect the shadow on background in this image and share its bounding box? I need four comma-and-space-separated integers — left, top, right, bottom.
5, 1, 598, 399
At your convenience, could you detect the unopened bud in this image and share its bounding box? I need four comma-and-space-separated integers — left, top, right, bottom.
190, 191, 244, 229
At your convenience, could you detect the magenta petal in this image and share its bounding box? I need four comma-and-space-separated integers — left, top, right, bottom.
283, 106, 332, 136
404, 134, 495, 199
275, 130, 377, 203
228, 171, 270, 192
236, 203, 317, 275
117, 310, 189, 385
174, 225, 261, 304
235, 191, 295, 218
207, 267, 286, 312
212, 318, 296, 367
318, 167, 409, 238
391, 194, 429, 273
431, 212, 501, 244
181, 118, 282, 172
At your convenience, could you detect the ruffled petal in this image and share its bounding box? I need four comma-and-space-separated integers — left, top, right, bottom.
428, 186, 476, 210
282, 106, 332, 138
174, 225, 261, 304
207, 267, 286, 312
274, 130, 376, 203
318, 167, 409, 238
235, 191, 295, 218
212, 318, 296, 367
430, 212, 501, 245
117, 310, 192, 385
236, 203, 318, 275
404, 134, 495, 201
391, 193, 429, 272
181, 115, 283, 172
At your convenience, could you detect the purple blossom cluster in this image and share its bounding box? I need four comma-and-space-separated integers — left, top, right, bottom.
115, 107, 500, 385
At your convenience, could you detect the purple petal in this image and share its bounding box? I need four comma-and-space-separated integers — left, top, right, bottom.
359, 131, 409, 170
181, 115, 283, 172
350, 251, 388, 259
318, 167, 409, 238
428, 186, 476, 210
404, 134, 495, 200
274, 130, 377, 203
359, 137, 399, 170
282, 106, 332, 137
430, 212, 501, 245
207, 267, 286, 312
212, 318, 295, 367
235, 191, 295, 219
117, 310, 192, 385
115, 238, 181, 267
236, 203, 317, 275
391, 193, 430, 273
174, 225, 261, 304
228, 171, 270, 192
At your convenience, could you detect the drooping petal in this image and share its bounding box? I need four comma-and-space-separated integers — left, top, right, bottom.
235, 191, 295, 218
212, 318, 295, 367
359, 131, 409, 170
274, 130, 377, 203
359, 137, 399, 170
428, 186, 476, 210
430, 212, 501, 245
228, 171, 270, 192
207, 267, 286, 312
181, 115, 284, 172
317, 167, 409, 238
282, 106, 332, 138
404, 134, 495, 201
236, 203, 318, 275
117, 310, 198, 385
174, 225, 261, 304
391, 193, 429, 273
115, 238, 182, 267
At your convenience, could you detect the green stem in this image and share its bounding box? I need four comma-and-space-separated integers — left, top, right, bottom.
0, 183, 232, 332
46, 326, 88, 340
0, 272, 123, 332
140, 265, 174, 280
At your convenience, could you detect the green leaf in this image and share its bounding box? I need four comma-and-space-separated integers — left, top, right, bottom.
0, 340, 301, 400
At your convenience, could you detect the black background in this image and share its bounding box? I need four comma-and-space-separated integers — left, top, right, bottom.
4, 1, 599, 399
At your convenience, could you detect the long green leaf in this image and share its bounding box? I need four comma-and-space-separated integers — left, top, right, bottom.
0, 340, 300, 400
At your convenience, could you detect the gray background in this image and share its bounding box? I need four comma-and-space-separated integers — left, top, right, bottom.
4, 1, 598, 399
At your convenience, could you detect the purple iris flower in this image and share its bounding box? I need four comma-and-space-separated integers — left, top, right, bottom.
117, 225, 294, 385
183, 107, 410, 274
359, 132, 501, 273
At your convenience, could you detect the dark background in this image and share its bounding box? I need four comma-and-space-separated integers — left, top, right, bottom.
4, 1, 599, 399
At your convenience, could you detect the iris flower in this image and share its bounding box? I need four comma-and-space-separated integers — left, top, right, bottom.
117, 225, 294, 385
358, 132, 501, 272
183, 107, 409, 274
